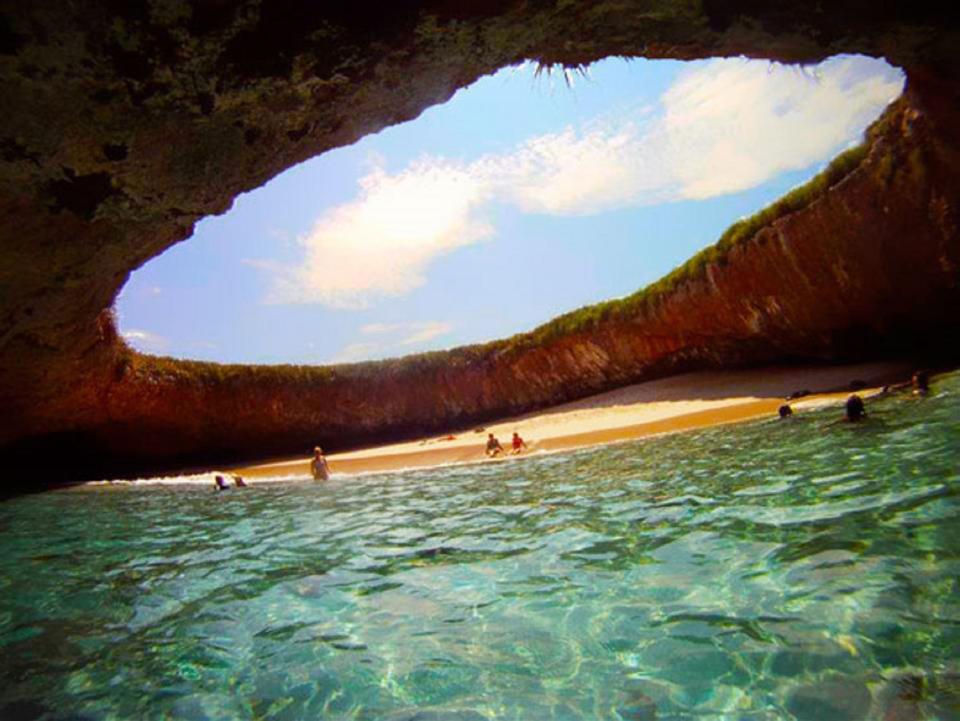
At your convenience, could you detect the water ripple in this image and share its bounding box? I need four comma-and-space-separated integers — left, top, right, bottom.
1, 372, 958, 719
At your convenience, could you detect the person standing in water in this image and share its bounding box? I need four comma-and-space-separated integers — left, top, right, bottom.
912, 370, 930, 396
311, 446, 330, 480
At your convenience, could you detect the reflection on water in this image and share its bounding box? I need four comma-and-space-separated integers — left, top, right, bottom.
1, 372, 958, 720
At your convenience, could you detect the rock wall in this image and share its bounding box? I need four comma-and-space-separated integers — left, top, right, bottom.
0, 2, 958, 481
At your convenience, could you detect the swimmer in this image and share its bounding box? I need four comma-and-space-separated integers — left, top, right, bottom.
214, 474, 230, 491
234, 475, 247, 488
310, 446, 330, 481
778, 404, 793, 419
485, 433, 504, 457
845, 394, 866, 422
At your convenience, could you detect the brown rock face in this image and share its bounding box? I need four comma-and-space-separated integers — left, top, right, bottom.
1, 2, 958, 482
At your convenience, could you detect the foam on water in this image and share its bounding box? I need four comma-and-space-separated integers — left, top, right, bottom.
91, 449, 565, 488
89, 473, 309, 488
1, 372, 958, 720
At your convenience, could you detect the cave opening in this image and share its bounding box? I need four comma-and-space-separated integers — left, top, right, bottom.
115, 55, 904, 367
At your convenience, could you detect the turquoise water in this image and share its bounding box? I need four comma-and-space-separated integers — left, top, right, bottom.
1, 374, 958, 720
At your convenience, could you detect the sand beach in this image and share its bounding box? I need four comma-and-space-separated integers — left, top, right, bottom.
233, 360, 914, 480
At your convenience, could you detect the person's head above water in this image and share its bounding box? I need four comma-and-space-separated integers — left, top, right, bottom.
845, 394, 866, 421
778, 404, 793, 419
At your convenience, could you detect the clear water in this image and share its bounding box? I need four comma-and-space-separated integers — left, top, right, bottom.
1, 373, 958, 721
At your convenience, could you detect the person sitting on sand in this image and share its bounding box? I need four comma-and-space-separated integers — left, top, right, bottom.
845, 394, 866, 422
214, 474, 230, 491
778, 404, 793, 419
511, 432, 528, 454
310, 446, 330, 481
485, 433, 504, 457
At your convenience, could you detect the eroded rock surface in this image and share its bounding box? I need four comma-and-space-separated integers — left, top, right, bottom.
0, 1, 958, 481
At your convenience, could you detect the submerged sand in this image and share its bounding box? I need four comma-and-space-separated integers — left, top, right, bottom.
233, 360, 913, 480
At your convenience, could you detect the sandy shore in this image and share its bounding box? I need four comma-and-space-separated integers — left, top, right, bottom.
233, 360, 913, 480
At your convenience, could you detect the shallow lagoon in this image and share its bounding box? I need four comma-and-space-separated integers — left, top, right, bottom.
1, 373, 958, 720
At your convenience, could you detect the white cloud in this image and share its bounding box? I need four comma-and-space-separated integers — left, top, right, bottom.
480, 123, 672, 215
491, 56, 902, 212
659, 56, 903, 199
258, 56, 903, 308
399, 321, 454, 345
360, 322, 404, 335
264, 162, 492, 308
122, 329, 169, 352
360, 320, 453, 345
329, 342, 383, 364
331, 320, 454, 363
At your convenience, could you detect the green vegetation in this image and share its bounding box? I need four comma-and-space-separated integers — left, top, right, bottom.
507, 140, 871, 351
124, 335, 499, 387
532, 61, 591, 87
127, 352, 339, 387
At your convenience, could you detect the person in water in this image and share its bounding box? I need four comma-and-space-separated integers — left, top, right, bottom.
234, 475, 247, 488
778, 404, 793, 419
485, 433, 504, 457
310, 446, 330, 480
845, 394, 866, 422
511, 431, 528, 454
912, 369, 930, 396
880, 369, 932, 398
214, 474, 230, 491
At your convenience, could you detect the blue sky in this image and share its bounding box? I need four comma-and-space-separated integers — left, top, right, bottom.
118, 55, 903, 365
